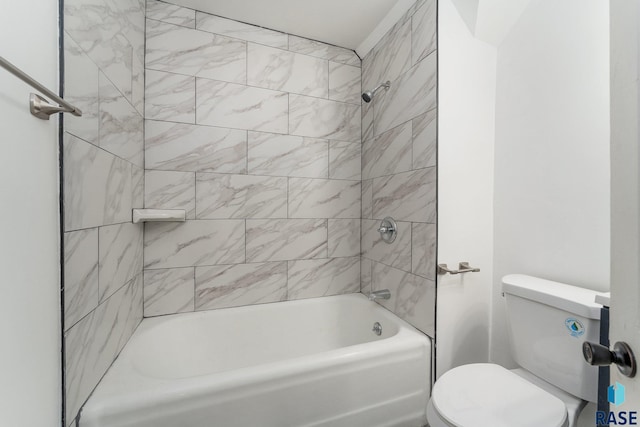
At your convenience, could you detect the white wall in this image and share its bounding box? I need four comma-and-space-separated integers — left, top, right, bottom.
474, 0, 531, 47
491, 0, 610, 367
0, 2, 61, 425
437, 0, 496, 377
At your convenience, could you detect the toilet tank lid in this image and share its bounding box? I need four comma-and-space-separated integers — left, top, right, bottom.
502, 274, 605, 320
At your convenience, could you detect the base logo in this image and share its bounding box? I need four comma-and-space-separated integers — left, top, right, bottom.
596, 382, 637, 425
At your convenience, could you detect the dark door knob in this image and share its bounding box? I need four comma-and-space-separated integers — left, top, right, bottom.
583, 341, 637, 378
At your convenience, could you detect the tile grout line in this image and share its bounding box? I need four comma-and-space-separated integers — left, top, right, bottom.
143, 114, 361, 144
145, 66, 362, 106
148, 11, 360, 68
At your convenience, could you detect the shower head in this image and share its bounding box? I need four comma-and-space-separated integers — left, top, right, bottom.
362, 81, 391, 103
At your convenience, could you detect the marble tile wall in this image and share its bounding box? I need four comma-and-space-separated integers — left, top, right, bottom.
361, 0, 437, 337
143, 0, 362, 318
62, 0, 145, 424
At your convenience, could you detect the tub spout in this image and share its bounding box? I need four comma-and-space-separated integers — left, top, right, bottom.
368, 289, 391, 301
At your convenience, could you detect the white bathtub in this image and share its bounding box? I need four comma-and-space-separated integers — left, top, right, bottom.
80, 293, 431, 427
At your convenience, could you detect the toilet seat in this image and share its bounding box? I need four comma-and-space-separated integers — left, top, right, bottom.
428, 364, 568, 427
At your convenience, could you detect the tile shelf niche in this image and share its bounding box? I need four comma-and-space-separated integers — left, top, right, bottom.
132, 209, 186, 224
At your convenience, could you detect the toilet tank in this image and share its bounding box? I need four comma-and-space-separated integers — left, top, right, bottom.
502, 274, 604, 403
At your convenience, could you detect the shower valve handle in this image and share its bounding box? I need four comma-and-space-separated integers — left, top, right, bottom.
377, 217, 398, 244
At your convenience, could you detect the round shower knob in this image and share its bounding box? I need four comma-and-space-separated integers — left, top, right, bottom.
377, 217, 398, 244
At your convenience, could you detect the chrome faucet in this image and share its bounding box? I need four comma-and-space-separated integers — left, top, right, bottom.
368, 289, 391, 301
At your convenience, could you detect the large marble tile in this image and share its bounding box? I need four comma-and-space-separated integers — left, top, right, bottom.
329, 141, 361, 180
145, 69, 195, 123
145, 120, 247, 173
63, 133, 132, 231
328, 219, 360, 258
99, 222, 143, 302
329, 62, 361, 104
362, 122, 412, 180
247, 43, 328, 97
412, 223, 437, 279
288, 178, 360, 219
289, 95, 361, 142
144, 220, 245, 269
99, 73, 144, 167
372, 262, 435, 336
362, 19, 411, 95
247, 131, 328, 178
288, 35, 360, 67
196, 173, 287, 219
143, 267, 195, 316
360, 258, 372, 295
196, 12, 288, 49
127, 0, 145, 113
412, 109, 437, 169
64, 0, 133, 101
65, 274, 142, 422
146, 19, 246, 84
132, 165, 144, 209
361, 219, 412, 272
372, 168, 436, 223
195, 262, 287, 310
405, 0, 427, 18
64, 33, 99, 145
411, 0, 437, 66
64, 229, 99, 329
361, 179, 373, 219
145, 170, 196, 218
119, 0, 145, 56
374, 52, 437, 136
131, 51, 145, 116
288, 257, 360, 300
146, 0, 195, 28
362, 100, 374, 142
196, 78, 288, 133
246, 219, 327, 262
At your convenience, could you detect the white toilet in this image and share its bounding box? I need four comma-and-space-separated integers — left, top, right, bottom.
427, 274, 603, 427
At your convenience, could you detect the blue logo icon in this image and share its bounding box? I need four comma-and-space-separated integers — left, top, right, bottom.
609, 382, 626, 406
565, 318, 585, 337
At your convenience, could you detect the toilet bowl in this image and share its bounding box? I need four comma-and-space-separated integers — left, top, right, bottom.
426, 364, 590, 427
426, 275, 604, 427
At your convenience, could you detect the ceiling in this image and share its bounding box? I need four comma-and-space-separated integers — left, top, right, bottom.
166, 0, 405, 53
451, 0, 533, 46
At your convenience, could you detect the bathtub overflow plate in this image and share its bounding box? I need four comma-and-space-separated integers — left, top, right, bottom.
372, 322, 382, 336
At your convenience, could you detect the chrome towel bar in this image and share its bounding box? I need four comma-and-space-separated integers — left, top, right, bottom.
0, 55, 82, 120
437, 262, 480, 275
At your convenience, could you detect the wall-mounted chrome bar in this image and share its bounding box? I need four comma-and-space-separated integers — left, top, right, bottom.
437, 262, 481, 275
0, 55, 82, 120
